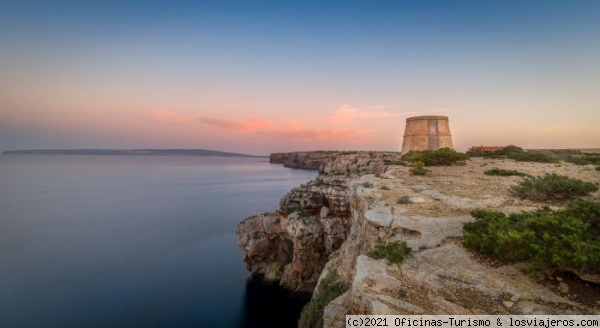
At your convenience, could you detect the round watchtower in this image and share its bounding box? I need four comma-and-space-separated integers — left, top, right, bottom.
401, 116, 453, 154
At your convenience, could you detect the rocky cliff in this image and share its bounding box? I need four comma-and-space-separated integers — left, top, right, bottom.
237, 152, 600, 326
269, 151, 341, 170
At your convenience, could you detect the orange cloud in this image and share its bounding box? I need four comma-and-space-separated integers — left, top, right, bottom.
198, 116, 271, 132
198, 115, 368, 143
329, 105, 417, 125
259, 128, 368, 143
113, 103, 192, 127
149, 109, 192, 127
329, 105, 359, 125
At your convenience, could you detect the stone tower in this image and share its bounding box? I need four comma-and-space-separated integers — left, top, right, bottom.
401, 116, 453, 154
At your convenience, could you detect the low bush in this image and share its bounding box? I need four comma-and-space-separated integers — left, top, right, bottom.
477, 145, 524, 159
410, 159, 429, 175
475, 145, 559, 163
569, 154, 600, 165
510, 173, 598, 200
510, 151, 558, 163
484, 168, 529, 177
298, 269, 348, 328
402, 148, 468, 166
463, 200, 600, 274
410, 167, 428, 175
368, 241, 412, 264
361, 181, 374, 188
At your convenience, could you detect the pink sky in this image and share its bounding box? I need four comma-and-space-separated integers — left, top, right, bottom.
1, 2, 599, 155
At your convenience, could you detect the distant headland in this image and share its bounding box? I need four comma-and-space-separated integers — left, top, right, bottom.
2, 149, 265, 157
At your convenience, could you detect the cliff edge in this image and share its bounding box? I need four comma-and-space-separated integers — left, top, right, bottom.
237, 152, 600, 326
269, 151, 342, 170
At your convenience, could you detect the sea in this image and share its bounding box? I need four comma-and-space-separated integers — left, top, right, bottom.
0, 155, 316, 328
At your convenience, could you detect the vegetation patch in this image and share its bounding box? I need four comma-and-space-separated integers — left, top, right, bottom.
285, 206, 310, 218
484, 168, 529, 177
298, 269, 348, 328
463, 200, 600, 274
568, 153, 600, 166
403, 148, 468, 166
511, 152, 558, 163
410, 159, 429, 175
510, 173, 598, 201
470, 145, 558, 163
361, 181, 374, 188
368, 241, 412, 264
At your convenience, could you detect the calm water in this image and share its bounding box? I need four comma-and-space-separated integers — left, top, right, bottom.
0, 155, 316, 328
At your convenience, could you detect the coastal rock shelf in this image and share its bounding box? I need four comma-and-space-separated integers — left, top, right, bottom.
269, 151, 340, 170
238, 152, 600, 326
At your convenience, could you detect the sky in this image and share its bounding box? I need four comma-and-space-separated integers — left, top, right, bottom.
1, 0, 599, 155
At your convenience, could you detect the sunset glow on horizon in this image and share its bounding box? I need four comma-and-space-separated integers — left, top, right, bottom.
1, 1, 599, 155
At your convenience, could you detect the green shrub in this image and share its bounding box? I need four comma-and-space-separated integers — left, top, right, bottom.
368, 241, 412, 264
510, 173, 598, 200
478, 145, 558, 163
410, 159, 429, 175
380, 185, 391, 190
298, 269, 348, 328
596, 166, 600, 171
479, 145, 524, 158
286, 206, 310, 217
569, 154, 600, 165
484, 168, 529, 177
463, 200, 600, 274
402, 148, 468, 166
410, 167, 428, 175
362, 181, 374, 188
510, 152, 558, 163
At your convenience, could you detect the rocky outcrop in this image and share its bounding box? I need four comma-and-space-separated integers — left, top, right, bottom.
237, 152, 400, 291
270, 151, 340, 170
238, 152, 600, 326
236, 172, 354, 291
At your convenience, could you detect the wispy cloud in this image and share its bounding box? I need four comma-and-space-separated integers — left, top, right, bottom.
259, 128, 368, 143
149, 109, 192, 127
329, 105, 417, 125
198, 115, 368, 142
197, 116, 271, 132
114, 103, 192, 127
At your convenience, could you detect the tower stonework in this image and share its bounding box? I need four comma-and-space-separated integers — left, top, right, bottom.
401, 116, 453, 154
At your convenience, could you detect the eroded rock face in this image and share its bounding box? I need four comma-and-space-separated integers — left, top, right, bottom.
236, 152, 398, 291
269, 152, 336, 170
237, 209, 350, 291
236, 180, 354, 291
236, 213, 292, 280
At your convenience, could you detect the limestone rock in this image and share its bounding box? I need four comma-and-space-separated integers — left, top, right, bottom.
398, 196, 425, 204
269, 151, 335, 170
320, 206, 330, 219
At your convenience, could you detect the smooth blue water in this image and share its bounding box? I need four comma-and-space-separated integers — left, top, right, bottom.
0, 155, 316, 328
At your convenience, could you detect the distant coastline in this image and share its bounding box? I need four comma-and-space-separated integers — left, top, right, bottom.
2, 149, 266, 157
